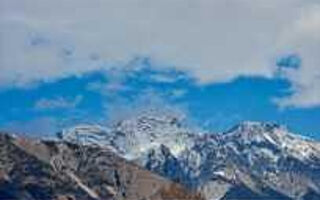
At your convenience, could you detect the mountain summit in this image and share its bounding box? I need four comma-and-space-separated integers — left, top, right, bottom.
58, 116, 320, 200
1, 115, 319, 200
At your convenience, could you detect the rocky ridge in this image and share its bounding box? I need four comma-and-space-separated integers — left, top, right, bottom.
1, 112, 320, 199
60, 113, 320, 200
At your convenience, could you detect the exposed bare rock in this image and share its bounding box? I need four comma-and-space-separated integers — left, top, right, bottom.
0, 133, 203, 200
59, 117, 320, 199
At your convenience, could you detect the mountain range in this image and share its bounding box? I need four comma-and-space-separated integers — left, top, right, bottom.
1, 112, 320, 200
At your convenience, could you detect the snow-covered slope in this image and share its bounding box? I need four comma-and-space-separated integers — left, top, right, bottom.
198, 121, 320, 199
59, 115, 320, 199
60, 112, 194, 160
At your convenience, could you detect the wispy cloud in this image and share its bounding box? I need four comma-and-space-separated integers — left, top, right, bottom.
104, 88, 192, 127
1, 117, 58, 138
170, 89, 187, 99
87, 81, 130, 94
148, 73, 186, 83
34, 95, 83, 110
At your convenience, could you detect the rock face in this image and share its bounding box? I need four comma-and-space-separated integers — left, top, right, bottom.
59, 114, 320, 200
1, 113, 320, 200
193, 122, 320, 200
0, 133, 204, 200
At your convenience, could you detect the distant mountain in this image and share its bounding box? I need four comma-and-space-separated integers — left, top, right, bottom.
1, 112, 320, 199
60, 113, 320, 200
0, 133, 203, 200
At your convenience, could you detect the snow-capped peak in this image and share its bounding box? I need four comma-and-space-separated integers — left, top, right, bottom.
57, 116, 320, 199
225, 121, 285, 135
59, 118, 320, 163
59, 112, 194, 160
221, 121, 320, 163
58, 124, 111, 146
112, 112, 194, 158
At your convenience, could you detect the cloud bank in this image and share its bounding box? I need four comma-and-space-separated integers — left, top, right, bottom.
0, 0, 319, 108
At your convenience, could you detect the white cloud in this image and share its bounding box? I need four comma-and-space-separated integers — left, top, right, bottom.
149, 74, 179, 83
104, 88, 191, 126
273, 4, 320, 108
86, 80, 130, 96
35, 95, 83, 110
0, 0, 319, 107
171, 89, 187, 99
1, 117, 58, 138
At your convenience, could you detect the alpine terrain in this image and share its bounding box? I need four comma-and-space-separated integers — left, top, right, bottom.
1, 111, 320, 200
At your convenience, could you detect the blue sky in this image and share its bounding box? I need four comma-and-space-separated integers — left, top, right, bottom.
0, 58, 319, 139
0, 0, 320, 138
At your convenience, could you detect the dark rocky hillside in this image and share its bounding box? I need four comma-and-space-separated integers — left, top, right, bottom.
0, 133, 204, 200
